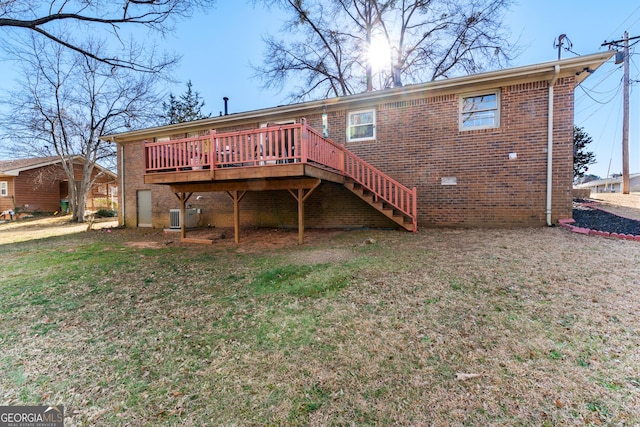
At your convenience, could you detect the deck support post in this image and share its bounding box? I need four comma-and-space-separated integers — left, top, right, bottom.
226, 190, 246, 244
288, 181, 321, 245
174, 191, 193, 241
297, 188, 304, 245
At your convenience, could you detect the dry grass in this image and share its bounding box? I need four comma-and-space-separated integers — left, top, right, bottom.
1, 225, 639, 426
587, 192, 640, 221
0, 215, 118, 245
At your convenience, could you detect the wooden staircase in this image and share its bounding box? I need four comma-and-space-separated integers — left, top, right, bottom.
344, 180, 416, 231
300, 124, 417, 232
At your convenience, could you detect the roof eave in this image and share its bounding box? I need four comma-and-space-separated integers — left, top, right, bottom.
0, 156, 117, 178
101, 51, 614, 143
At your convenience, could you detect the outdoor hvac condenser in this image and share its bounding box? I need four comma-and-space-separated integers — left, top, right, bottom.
169, 208, 200, 229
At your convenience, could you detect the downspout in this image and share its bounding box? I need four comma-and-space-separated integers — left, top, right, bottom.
115, 138, 125, 227
546, 65, 560, 226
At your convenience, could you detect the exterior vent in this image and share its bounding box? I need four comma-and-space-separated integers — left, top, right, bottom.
169, 208, 199, 229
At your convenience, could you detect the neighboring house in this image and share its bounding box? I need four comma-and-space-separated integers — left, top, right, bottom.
102, 52, 612, 243
0, 156, 118, 215
575, 173, 640, 193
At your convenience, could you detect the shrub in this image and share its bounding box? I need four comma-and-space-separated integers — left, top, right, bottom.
95, 209, 117, 218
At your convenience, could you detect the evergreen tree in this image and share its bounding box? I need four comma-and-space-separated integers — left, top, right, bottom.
162, 81, 210, 124
574, 126, 596, 180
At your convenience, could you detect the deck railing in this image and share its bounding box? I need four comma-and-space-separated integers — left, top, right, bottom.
146, 133, 212, 172
144, 122, 417, 230
343, 150, 417, 229
302, 125, 345, 171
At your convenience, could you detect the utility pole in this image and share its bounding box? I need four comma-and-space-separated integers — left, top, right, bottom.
622, 31, 630, 194
602, 32, 640, 194
622, 31, 629, 194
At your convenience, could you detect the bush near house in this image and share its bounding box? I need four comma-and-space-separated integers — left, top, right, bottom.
95, 209, 117, 218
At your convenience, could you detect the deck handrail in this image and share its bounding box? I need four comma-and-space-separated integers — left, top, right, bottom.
145, 125, 304, 171
302, 124, 416, 228
145, 133, 213, 171
341, 143, 417, 229
144, 122, 417, 230
301, 124, 344, 172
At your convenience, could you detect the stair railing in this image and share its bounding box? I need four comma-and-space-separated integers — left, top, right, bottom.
342, 147, 417, 231
301, 121, 416, 231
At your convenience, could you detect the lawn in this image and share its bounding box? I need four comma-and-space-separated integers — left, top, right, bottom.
1, 226, 639, 426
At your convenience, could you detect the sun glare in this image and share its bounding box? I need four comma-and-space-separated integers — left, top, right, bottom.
368, 36, 391, 71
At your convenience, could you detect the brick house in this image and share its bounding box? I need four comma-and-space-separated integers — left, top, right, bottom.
103, 52, 612, 243
0, 156, 118, 216
575, 173, 640, 193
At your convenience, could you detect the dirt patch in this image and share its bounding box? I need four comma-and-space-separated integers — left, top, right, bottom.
175, 226, 349, 252
287, 248, 354, 265
125, 241, 174, 249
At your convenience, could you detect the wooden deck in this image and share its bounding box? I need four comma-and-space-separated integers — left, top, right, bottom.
143, 122, 417, 243
145, 162, 345, 188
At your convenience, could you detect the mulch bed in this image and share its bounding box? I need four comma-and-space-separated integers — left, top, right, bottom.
570, 200, 640, 236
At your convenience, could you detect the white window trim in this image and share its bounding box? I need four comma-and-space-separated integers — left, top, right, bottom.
347, 109, 376, 142
459, 90, 500, 131
0, 181, 8, 197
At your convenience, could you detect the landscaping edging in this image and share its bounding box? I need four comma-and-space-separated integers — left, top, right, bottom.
560, 201, 640, 241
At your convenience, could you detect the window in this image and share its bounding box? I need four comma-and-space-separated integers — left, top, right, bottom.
347, 109, 376, 142
0, 181, 7, 197
459, 91, 500, 131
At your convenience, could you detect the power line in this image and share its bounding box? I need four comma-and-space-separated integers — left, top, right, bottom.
575, 81, 620, 120
625, 13, 640, 33
574, 65, 620, 106
578, 65, 620, 91
577, 84, 620, 105
578, 80, 620, 96
605, 5, 640, 41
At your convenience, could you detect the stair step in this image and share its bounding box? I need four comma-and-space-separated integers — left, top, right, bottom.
343, 179, 416, 232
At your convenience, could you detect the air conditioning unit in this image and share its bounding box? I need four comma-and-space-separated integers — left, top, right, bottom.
169, 208, 200, 229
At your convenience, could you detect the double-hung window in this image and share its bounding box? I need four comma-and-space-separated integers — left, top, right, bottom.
347, 109, 376, 142
459, 91, 500, 131
0, 181, 7, 197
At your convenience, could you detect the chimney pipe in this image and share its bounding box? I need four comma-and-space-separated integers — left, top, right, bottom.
223, 97, 229, 115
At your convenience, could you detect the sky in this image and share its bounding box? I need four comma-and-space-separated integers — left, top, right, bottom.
1, 1, 639, 178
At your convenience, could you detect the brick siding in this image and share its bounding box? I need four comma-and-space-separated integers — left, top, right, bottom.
119, 77, 575, 230
2, 163, 116, 213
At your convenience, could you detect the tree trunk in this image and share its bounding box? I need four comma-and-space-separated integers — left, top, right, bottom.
71, 180, 88, 223
73, 198, 87, 223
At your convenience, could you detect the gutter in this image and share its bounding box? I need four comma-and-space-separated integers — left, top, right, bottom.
546, 64, 560, 226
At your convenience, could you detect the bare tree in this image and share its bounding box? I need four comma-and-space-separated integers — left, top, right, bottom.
255, 0, 516, 101
1, 34, 162, 222
0, 0, 215, 72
